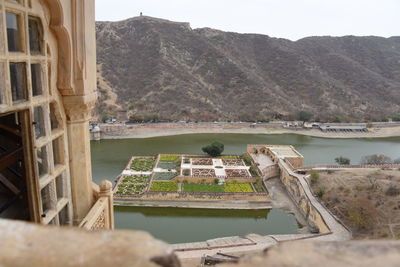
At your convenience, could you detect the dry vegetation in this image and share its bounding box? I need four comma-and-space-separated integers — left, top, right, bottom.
96, 16, 400, 122
310, 169, 400, 239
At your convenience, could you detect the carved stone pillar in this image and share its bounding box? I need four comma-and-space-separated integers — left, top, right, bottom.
63, 93, 97, 225
99, 180, 114, 230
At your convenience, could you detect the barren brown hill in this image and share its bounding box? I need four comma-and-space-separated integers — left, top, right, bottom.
96, 16, 400, 122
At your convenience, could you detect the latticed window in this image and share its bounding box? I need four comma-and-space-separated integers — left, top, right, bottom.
0, 0, 73, 226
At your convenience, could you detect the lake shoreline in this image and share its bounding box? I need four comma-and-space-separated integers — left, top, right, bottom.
99, 125, 400, 140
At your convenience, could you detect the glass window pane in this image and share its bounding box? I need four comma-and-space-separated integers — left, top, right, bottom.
37, 146, 48, 177
41, 182, 55, 213
31, 64, 42, 96
6, 13, 21, 52
52, 138, 63, 166
10, 62, 27, 101
55, 174, 65, 200
50, 103, 59, 130
59, 205, 70, 225
34, 106, 45, 138
28, 17, 42, 53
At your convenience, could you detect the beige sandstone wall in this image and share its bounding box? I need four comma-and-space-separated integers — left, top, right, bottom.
280, 165, 330, 233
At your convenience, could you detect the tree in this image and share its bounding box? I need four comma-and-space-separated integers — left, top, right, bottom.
360, 154, 392, 165
144, 113, 159, 122
297, 111, 312, 122
202, 141, 224, 157
392, 114, 400, 121
101, 112, 111, 123
310, 171, 320, 185
348, 198, 379, 230
335, 156, 351, 165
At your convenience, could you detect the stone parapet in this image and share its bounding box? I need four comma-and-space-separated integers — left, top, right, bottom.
0, 219, 179, 267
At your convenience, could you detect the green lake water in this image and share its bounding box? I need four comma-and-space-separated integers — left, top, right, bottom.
91, 133, 400, 243
115, 207, 297, 243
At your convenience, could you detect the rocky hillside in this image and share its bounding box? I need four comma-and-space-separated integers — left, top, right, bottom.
96, 16, 400, 122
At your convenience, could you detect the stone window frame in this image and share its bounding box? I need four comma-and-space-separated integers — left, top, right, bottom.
0, 0, 73, 226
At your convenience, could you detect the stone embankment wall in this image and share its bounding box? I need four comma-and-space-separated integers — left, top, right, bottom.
114, 191, 270, 205
261, 165, 280, 179
279, 162, 330, 233
285, 157, 304, 169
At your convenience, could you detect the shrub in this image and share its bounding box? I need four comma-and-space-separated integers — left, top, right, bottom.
360, 154, 392, 165
202, 141, 224, 157
335, 156, 351, 165
297, 110, 312, 122
347, 198, 379, 230
182, 169, 190, 176
214, 178, 219, 184
241, 153, 253, 166
249, 165, 260, 177
392, 114, 400, 121
252, 178, 266, 192
310, 171, 320, 185
316, 188, 325, 198
385, 184, 400, 196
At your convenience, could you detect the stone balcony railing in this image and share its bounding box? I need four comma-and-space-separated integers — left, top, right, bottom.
79, 180, 114, 230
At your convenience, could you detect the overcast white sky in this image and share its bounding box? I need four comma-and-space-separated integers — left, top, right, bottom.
95, 0, 400, 41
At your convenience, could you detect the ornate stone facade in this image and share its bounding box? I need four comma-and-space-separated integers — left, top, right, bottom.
0, 0, 112, 228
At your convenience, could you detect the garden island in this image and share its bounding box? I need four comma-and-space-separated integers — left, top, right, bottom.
113, 143, 270, 208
